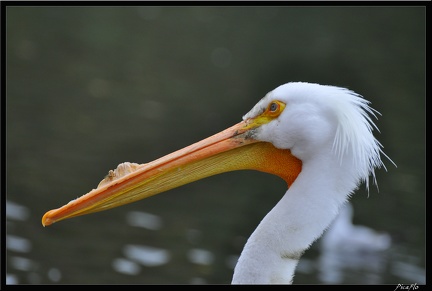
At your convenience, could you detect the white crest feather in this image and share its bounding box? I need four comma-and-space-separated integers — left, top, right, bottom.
330, 87, 394, 190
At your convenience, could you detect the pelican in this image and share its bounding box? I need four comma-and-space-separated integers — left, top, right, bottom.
42, 82, 393, 284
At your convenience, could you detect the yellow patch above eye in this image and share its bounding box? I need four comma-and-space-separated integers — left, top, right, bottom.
243, 100, 286, 129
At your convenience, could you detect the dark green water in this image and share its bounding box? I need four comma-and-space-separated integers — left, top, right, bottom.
5, 6, 425, 285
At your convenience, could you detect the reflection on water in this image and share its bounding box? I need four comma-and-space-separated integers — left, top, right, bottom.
321, 203, 392, 252
316, 203, 392, 284
187, 248, 215, 265
317, 250, 389, 284
114, 211, 170, 275
9, 257, 36, 272
6, 199, 426, 284
7, 200, 62, 284
305, 203, 425, 285
112, 258, 141, 276
47, 268, 62, 283
126, 211, 163, 230
123, 244, 170, 267
6, 201, 30, 221
7, 235, 32, 253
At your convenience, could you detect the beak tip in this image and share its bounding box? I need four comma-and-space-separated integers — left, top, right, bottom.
42, 210, 55, 227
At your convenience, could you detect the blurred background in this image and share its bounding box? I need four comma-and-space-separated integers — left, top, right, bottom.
5, 6, 425, 285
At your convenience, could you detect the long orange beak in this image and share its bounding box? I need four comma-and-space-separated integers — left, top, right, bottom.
42, 118, 302, 226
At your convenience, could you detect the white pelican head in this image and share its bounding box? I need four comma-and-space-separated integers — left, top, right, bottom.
42, 82, 393, 284
244, 82, 387, 190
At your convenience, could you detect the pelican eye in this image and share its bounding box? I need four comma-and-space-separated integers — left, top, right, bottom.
243, 100, 286, 130
265, 100, 285, 117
